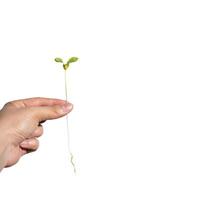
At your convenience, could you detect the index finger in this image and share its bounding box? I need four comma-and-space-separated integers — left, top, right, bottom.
11, 97, 67, 108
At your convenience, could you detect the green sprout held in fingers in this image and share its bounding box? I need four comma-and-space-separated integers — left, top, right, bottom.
54, 56, 79, 173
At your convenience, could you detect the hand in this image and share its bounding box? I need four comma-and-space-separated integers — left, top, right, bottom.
0, 97, 73, 171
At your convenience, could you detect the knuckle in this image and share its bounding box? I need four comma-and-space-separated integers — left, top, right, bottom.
4, 101, 15, 108
29, 107, 40, 121
35, 127, 43, 136
39, 126, 44, 132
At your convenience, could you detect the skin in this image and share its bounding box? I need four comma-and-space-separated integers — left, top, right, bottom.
0, 97, 73, 171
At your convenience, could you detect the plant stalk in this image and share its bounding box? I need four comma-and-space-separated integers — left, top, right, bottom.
64, 70, 76, 174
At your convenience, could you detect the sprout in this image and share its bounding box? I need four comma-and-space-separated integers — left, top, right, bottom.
54, 55, 79, 174
55, 56, 79, 70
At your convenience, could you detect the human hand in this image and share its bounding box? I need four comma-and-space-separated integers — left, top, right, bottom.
0, 97, 73, 171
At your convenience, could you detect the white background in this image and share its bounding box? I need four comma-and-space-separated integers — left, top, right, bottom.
0, 0, 200, 199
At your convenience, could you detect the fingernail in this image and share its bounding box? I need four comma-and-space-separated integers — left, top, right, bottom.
61, 103, 73, 114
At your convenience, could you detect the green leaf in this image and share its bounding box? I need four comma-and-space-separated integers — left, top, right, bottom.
54, 57, 63, 63
67, 57, 79, 65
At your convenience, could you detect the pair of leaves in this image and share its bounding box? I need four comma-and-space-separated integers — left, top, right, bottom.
55, 57, 79, 70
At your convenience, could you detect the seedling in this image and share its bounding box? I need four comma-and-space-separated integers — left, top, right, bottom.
55, 56, 79, 173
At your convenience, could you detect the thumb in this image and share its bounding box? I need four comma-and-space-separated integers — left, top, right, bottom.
31, 102, 73, 122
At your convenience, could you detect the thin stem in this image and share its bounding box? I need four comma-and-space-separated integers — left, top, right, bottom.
64, 71, 70, 153
64, 70, 76, 173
